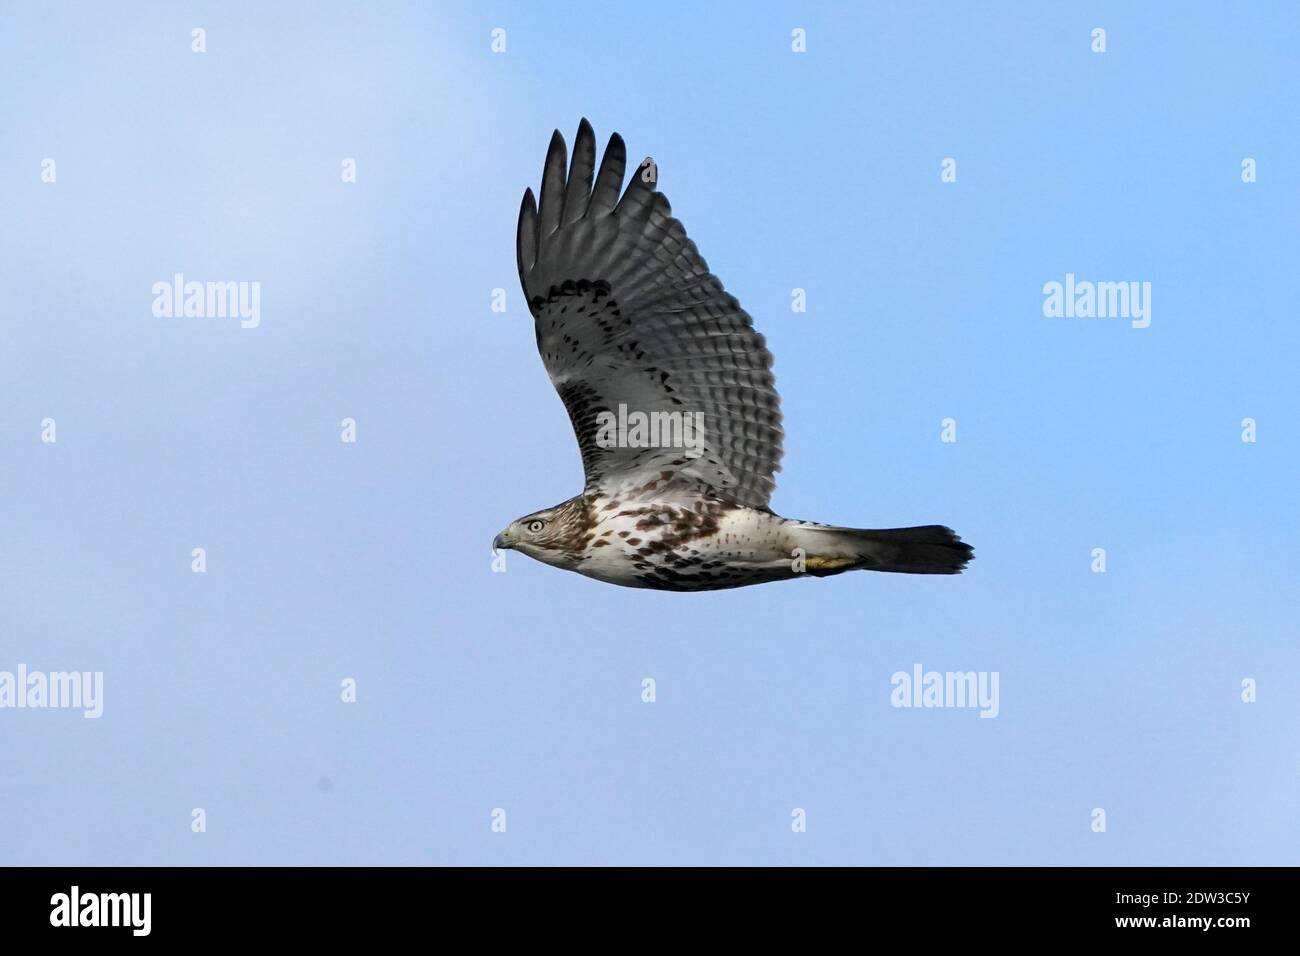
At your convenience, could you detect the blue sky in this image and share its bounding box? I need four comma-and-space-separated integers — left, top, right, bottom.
1, 1, 1296, 865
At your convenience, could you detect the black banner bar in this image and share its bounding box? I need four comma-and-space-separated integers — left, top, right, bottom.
0, 866, 1284, 942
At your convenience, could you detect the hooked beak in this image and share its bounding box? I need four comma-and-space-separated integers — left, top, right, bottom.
493, 531, 512, 551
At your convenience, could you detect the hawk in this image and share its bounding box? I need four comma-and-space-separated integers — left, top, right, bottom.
493, 120, 973, 591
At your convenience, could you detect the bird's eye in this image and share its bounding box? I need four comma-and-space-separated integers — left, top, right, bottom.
526, 519, 546, 534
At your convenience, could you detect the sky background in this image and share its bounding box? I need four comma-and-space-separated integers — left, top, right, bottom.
1, 1, 1297, 865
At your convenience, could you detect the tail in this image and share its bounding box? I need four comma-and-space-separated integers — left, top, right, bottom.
798, 524, 974, 576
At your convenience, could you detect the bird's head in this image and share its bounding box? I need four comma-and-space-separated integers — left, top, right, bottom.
493, 499, 586, 567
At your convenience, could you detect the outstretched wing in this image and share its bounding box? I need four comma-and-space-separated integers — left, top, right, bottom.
516, 119, 783, 510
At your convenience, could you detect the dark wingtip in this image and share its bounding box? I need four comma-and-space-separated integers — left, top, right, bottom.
537, 130, 569, 239
587, 130, 627, 217
516, 187, 539, 278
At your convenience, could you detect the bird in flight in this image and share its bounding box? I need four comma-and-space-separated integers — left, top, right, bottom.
494, 120, 973, 591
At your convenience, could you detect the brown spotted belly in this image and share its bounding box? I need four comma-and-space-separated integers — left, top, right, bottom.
573, 500, 800, 591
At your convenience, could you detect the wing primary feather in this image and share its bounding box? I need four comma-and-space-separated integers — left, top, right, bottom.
588, 132, 627, 217
615, 153, 659, 219
516, 187, 538, 281
536, 129, 568, 240
563, 118, 596, 225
